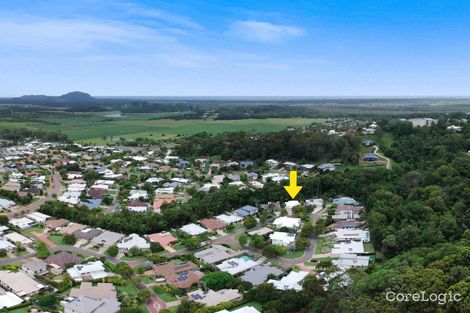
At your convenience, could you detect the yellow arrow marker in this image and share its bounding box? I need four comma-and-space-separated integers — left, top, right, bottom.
284, 170, 302, 199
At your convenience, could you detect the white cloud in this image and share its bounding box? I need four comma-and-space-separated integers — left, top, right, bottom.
0, 17, 175, 51
229, 20, 304, 43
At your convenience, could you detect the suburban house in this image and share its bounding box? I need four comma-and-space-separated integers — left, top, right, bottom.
0, 288, 23, 310
153, 261, 203, 289
332, 254, 370, 269
234, 205, 259, 217
187, 289, 241, 307
194, 245, 240, 265
180, 223, 207, 236
269, 232, 296, 249
215, 214, 242, 225
273, 216, 301, 230
241, 265, 284, 286
216, 307, 260, 313
22, 260, 48, 276
146, 232, 177, 248
67, 261, 110, 282
69, 282, 117, 300
199, 218, 226, 231
332, 229, 370, 242
216, 257, 258, 275
331, 241, 365, 254
363, 153, 378, 162
117, 233, 150, 250
63, 296, 120, 313
91, 231, 125, 248
46, 252, 83, 274
126, 201, 148, 213
268, 271, 309, 291
0, 270, 46, 297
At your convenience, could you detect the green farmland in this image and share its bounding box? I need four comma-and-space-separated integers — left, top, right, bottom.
0, 113, 324, 144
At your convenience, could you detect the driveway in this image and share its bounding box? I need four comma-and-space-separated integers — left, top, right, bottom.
373, 145, 392, 169
137, 283, 167, 313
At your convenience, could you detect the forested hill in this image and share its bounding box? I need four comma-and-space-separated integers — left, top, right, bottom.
294, 120, 469, 313
175, 129, 360, 163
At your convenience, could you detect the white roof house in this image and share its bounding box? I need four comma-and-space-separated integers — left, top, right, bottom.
128, 190, 148, 200
216, 307, 260, 313
26, 212, 50, 224
273, 217, 301, 229
67, 261, 109, 282
0, 199, 15, 210
0, 270, 45, 297
180, 223, 207, 236
4, 232, 33, 246
59, 191, 81, 205
305, 198, 323, 209
215, 214, 242, 225
117, 233, 150, 250
155, 187, 175, 195
332, 254, 370, 269
0, 237, 15, 251
265, 159, 279, 168
68, 183, 86, 192
187, 289, 241, 307
0, 290, 23, 309
333, 229, 370, 242
146, 177, 164, 184
285, 200, 301, 210
331, 241, 364, 254
269, 232, 296, 247
261, 173, 288, 183
216, 257, 258, 275
268, 271, 309, 291
171, 177, 190, 185
9, 217, 35, 229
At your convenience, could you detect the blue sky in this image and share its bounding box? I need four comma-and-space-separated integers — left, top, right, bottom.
1, 0, 470, 96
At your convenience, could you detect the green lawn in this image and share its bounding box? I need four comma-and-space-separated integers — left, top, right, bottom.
231, 301, 263, 312
153, 286, 178, 302
120, 254, 146, 261
304, 261, 318, 266
364, 242, 375, 253
283, 250, 305, 259
172, 243, 186, 250
14, 250, 30, 257
22, 225, 44, 237
6, 305, 30, 313
314, 238, 324, 254
116, 282, 139, 296
0, 115, 324, 143
141, 275, 156, 284
48, 234, 65, 245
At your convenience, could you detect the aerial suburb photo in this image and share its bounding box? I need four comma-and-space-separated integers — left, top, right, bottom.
0, 1, 468, 313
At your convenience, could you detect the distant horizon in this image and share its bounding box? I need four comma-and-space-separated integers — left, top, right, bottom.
3, 92, 470, 100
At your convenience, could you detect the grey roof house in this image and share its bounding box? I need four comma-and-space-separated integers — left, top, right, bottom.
241, 265, 283, 286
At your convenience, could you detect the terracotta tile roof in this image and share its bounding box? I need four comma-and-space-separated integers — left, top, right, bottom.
146, 232, 177, 246
45, 218, 69, 229
199, 218, 226, 230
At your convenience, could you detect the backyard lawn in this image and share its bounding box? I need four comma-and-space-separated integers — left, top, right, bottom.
153, 286, 178, 302
283, 250, 305, 259
230, 301, 263, 312
116, 282, 139, 296
48, 234, 65, 245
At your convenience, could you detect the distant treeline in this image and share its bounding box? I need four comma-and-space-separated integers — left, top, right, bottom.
0, 128, 69, 142
175, 129, 360, 163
